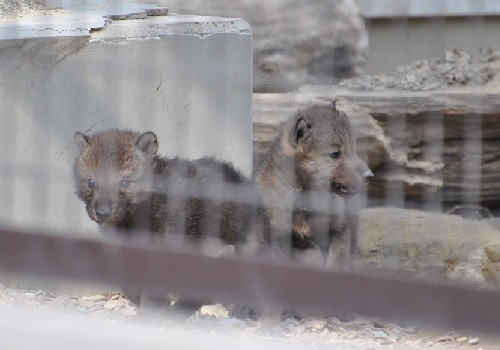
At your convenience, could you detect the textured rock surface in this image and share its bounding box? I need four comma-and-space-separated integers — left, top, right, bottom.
357, 207, 500, 286
0, 0, 48, 17
160, 0, 368, 92
340, 50, 497, 91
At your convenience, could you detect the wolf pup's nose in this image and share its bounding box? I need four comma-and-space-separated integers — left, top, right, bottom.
95, 204, 112, 219
363, 170, 374, 183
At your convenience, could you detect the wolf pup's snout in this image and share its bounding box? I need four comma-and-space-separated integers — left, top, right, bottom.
356, 157, 374, 184
95, 201, 112, 219
362, 170, 374, 183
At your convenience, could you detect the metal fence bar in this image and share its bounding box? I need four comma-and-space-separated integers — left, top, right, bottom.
0, 228, 499, 334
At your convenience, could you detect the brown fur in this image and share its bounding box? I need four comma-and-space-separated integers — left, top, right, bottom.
74, 130, 270, 254
255, 103, 373, 265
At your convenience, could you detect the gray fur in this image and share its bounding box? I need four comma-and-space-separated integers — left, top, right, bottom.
74, 129, 271, 255
256, 104, 373, 265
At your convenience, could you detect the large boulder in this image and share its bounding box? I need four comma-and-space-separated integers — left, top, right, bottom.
162, 0, 368, 92
357, 207, 500, 286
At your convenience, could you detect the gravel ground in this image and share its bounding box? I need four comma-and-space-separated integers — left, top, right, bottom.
0, 0, 50, 17
340, 50, 498, 91
1, 282, 498, 349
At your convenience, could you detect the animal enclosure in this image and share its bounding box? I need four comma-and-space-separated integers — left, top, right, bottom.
0, 1, 499, 349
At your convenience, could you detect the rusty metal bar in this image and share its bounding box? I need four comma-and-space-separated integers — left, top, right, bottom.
0, 228, 499, 334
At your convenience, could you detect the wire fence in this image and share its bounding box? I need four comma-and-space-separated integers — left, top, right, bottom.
0, 0, 499, 346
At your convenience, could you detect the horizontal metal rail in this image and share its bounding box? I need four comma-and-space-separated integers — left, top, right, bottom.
0, 228, 499, 334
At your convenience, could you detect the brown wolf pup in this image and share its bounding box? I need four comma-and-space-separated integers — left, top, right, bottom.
73, 130, 270, 255
255, 103, 373, 266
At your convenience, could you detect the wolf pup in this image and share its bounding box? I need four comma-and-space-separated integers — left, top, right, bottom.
74, 130, 270, 254
255, 103, 373, 266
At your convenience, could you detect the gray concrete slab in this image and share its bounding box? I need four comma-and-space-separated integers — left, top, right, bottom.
0, 1, 170, 39
0, 2, 253, 235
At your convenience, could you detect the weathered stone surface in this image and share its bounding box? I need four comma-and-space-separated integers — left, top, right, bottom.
357, 207, 500, 285
340, 50, 496, 91
330, 90, 500, 207
162, 0, 368, 92
200, 304, 229, 319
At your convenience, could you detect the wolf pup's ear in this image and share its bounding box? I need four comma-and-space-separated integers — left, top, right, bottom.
291, 118, 312, 148
75, 132, 90, 152
136, 132, 158, 158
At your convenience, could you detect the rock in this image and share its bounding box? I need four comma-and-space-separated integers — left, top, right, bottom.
86, 294, 108, 302
89, 305, 104, 312
302, 318, 328, 332
468, 337, 480, 345
200, 304, 229, 319
485, 244, 500, 263
370, 330, 389, 339
358, 207, 500, 285
47, 295, 71, 309
220, 318, 246, 329
386, 324, 403, 334
327, 317, 342, 327
437, 332, 458, 342
78, 297, 95, 309
446, 248, 489, 284
103, 299, 125, 311
122, 304, 138, 317
22, 292, 36, 299
340, 50, 496, 91
162, 0, 367, 92
0, 289, 8, 301
329, 89, 500, 207
0, 0, 48, 18
456, 336, 468, 342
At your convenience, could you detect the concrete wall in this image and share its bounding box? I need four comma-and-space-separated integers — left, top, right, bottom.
0, 8, 253, 235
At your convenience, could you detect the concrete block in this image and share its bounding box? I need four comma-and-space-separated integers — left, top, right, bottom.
0, 2, 253, 234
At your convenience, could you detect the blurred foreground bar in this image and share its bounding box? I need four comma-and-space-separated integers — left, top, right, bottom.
0, 228, 498, 334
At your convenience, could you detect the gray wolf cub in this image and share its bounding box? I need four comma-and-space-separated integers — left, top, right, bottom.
74, 130, 270, 254
256, 103, 373, 265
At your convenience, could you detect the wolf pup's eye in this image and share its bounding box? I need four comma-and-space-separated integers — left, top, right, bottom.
86, 179, 95, 188
120, 179, 131, 188
329, 151, 341, 159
